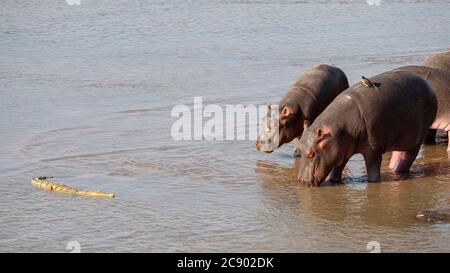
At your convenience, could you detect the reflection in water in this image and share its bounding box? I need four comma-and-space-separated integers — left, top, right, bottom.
254, 147, 449, 251
255, 146, 450, 230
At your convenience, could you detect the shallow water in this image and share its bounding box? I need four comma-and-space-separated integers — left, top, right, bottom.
0, 0, 449, 252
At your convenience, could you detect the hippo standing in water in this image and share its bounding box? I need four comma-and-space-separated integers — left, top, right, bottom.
256, 64, 349, 153
421, 50, 450, 71
420, 50, 450, 143
295, 71, 437, 186
393, 65, 450, 151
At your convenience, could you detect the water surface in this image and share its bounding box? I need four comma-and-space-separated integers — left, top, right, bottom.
0, 0, 449, 252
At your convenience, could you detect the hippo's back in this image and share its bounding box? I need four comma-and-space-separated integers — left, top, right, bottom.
281, 64, 349, 119
393, 65, 450, 124
422, 50, 450, 71
342, 71, 437, 150
295, 64, 349, 98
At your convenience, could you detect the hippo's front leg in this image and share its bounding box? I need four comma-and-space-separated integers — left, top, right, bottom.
326, 158, 349, 183
362, 149, 382, 182
424, 129, 437, 144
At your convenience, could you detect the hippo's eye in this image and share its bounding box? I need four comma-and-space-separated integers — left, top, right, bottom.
306, 149, 315, 159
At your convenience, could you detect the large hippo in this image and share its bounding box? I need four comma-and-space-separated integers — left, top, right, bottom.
295, 71, 437, 186
420, 50, 450, 143
392, 65, 450, 151
256, 64, 349, 153
421, 50, 450, 71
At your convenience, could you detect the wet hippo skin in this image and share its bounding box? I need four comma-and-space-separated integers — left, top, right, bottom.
421, 50, 450, 144
393, 65, 450, 151
256, 64, 349, 153
421, 49, 450, 71
295, 71, 438, 186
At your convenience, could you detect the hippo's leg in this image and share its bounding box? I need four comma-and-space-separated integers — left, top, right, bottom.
326, 158, 349, 183
389, 144, 421, 172
424, 129, 437, 144
362, 150, 382, 182
447, 131, 450, 152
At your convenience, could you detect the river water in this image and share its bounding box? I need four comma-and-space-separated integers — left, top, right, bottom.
0, 0, 449, 252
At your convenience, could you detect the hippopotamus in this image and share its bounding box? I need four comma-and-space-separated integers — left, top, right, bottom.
256, 64, 349, 153
416, 208, 450, 222
420, 50, 450, 143
421, 50, 450, 71
295, 71, 437, 186
392, 65, 450, 151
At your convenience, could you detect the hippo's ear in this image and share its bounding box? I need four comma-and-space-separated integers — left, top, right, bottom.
317, 129, 324, 138
280, 106, 294, 124
303, 120, 310, 131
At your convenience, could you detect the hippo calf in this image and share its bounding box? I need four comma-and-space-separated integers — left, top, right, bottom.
393, 65, 450, 151
256, 64, 349, 153
422, 50, 450, 71
295, 71, 437, 186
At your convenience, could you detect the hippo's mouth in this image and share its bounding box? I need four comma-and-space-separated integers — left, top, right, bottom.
256, 137, 279, 153
299, 160, 323, 186
299, 175, 321, 187
311, 173, 322, 187
255, 142, 274, 153
311, 159, 321, 186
